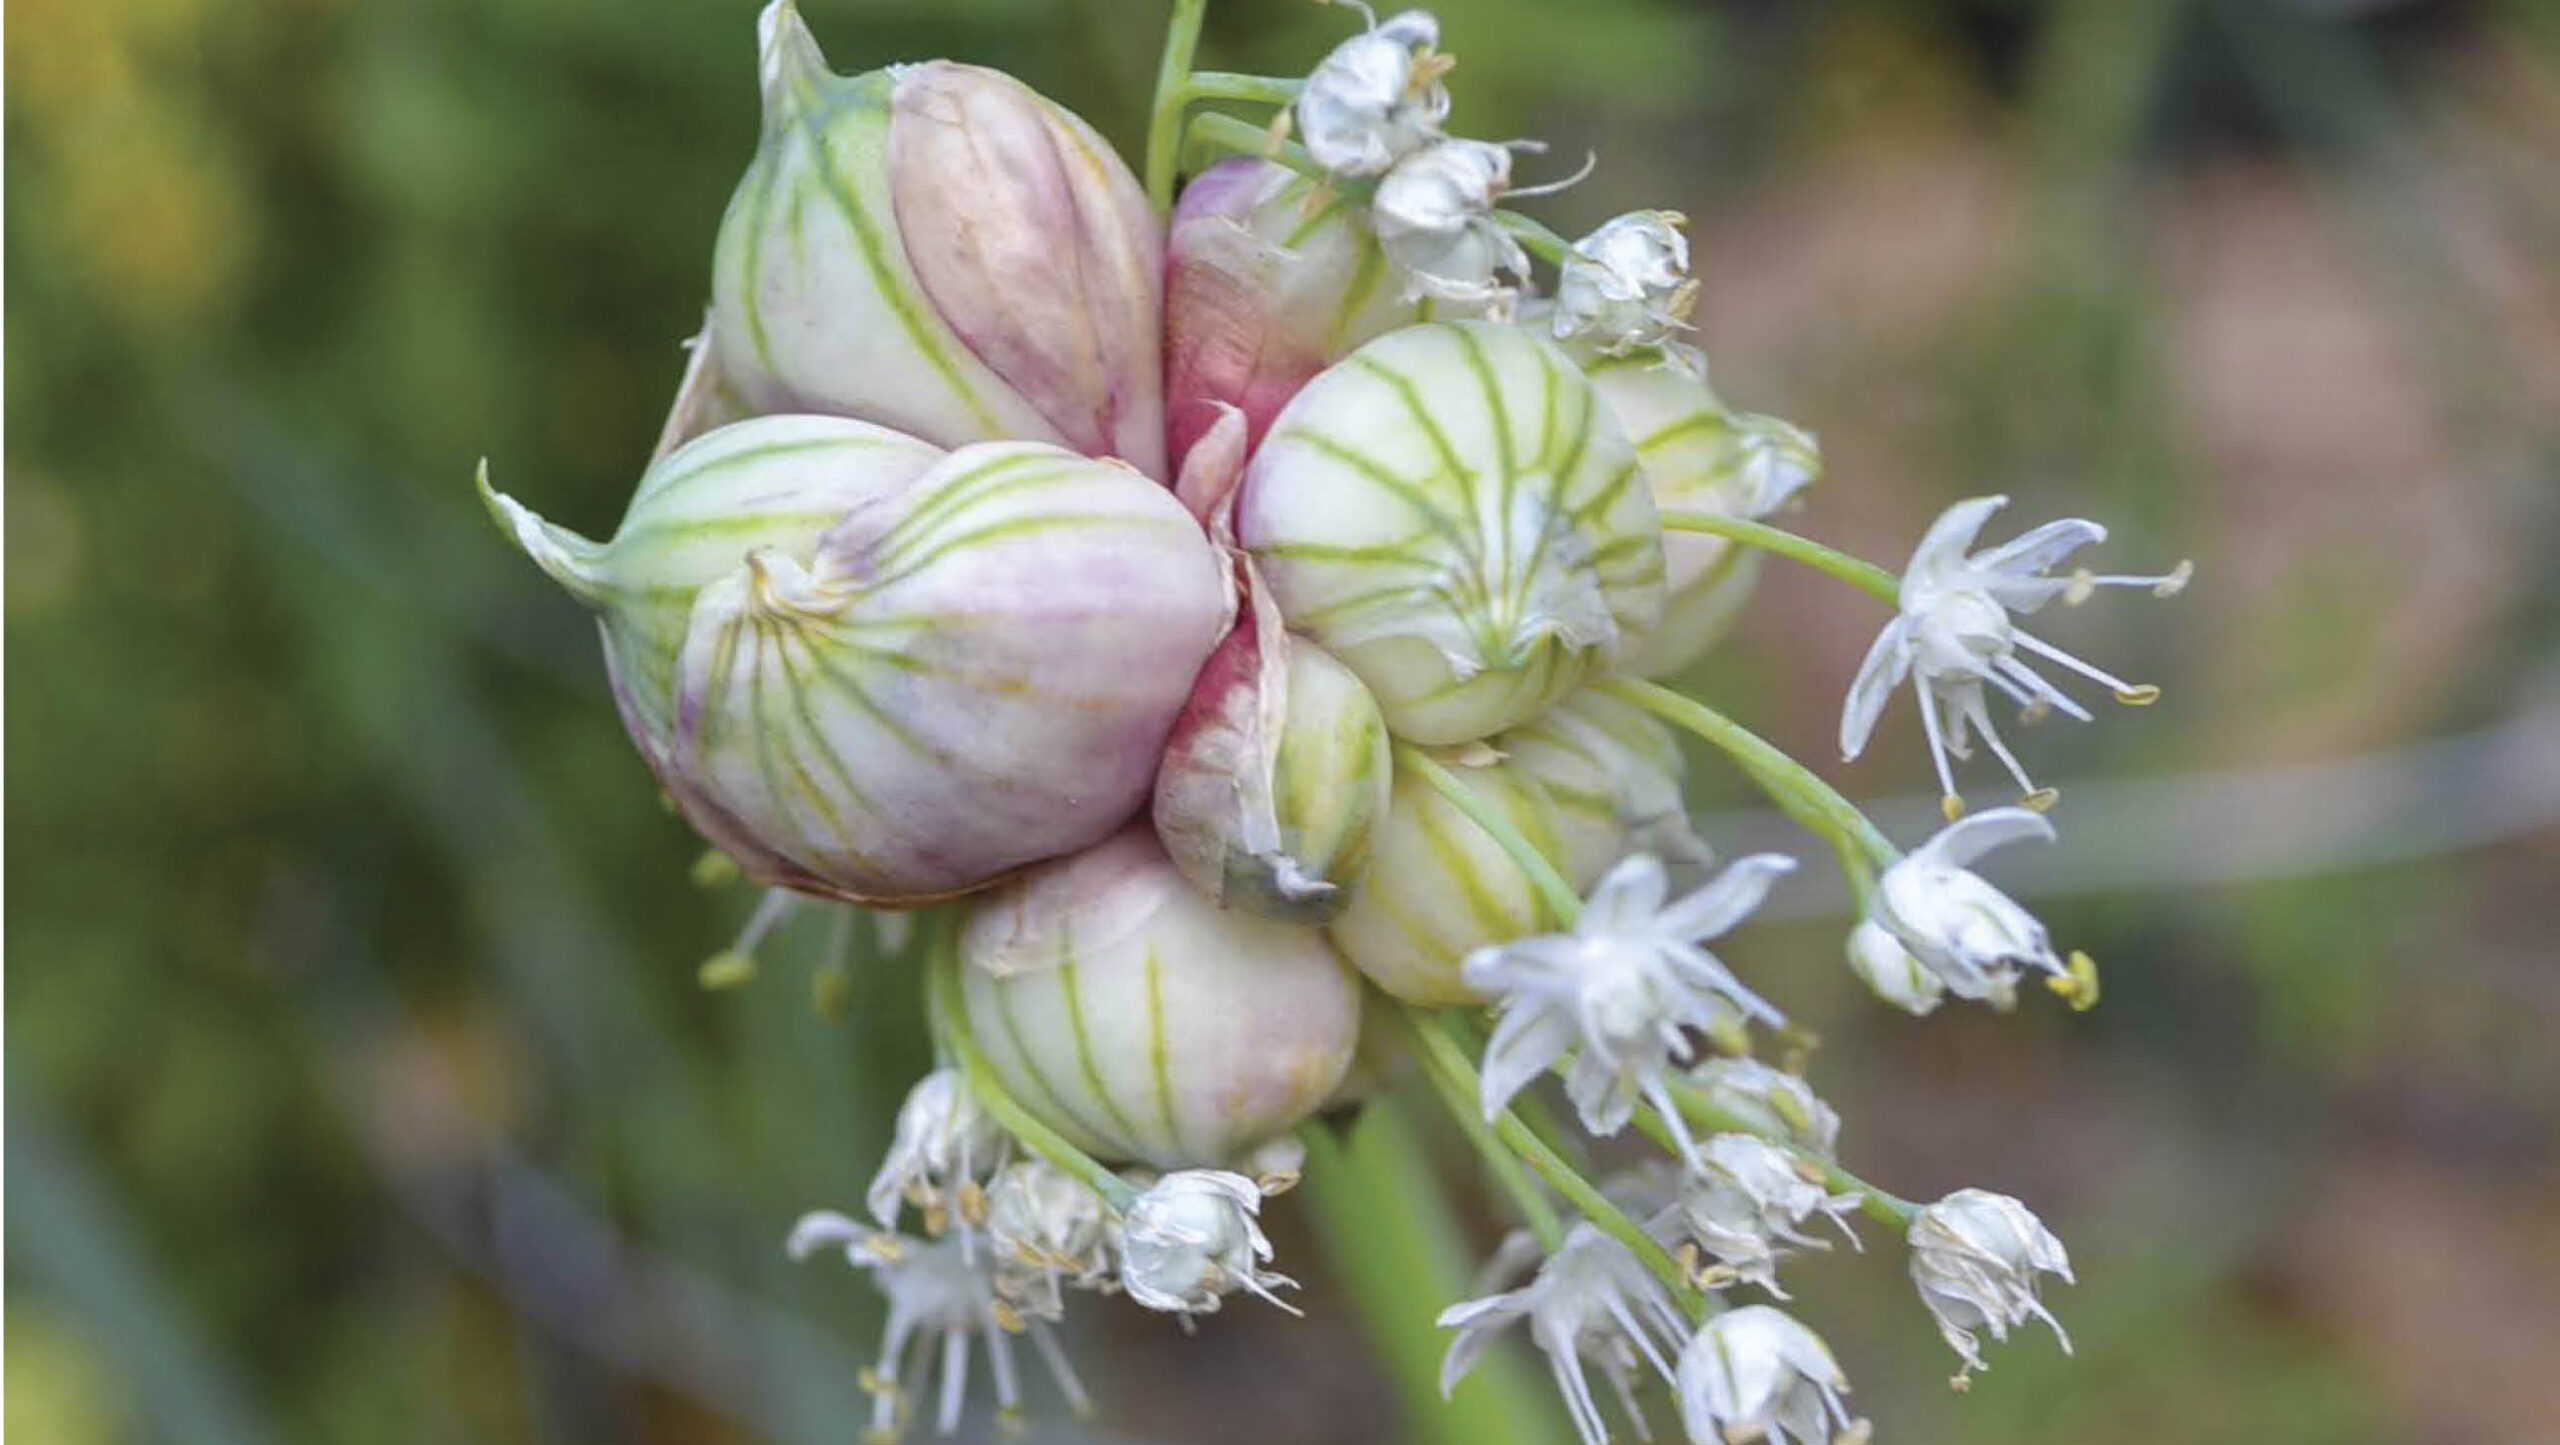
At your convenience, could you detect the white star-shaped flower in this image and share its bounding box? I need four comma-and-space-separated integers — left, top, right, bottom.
1467, 851, 1796, 1167
1907, 1188, 2075, 1382
1117, 1170, 1297, 1317
1439, 1223, 1691, 1445
1868, 807, 2066, 1010
1296, 7, 1451, 176
1676, 1305, 1867, 1445
1840, 495, 2190, 817
1372, 138, 1537, 312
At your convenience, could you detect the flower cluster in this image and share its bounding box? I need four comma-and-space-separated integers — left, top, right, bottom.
483, 1, 2176, 1438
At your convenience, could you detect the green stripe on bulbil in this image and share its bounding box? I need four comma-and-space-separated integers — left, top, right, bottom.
1144, 945, 1182, 1158
1637, 410, 1727, 454
1283, 193, 1352, 249
1348, 354, 1473, 498
798, 88, 1007, 437
610, 509, 853, 551
1278, 429, 1473, 556
1061, 959, 1144, 1145
1326, 234, 1391, 353
876, 449, 1066, 543
1415, 783, 1526, 938
732, 130, 790, 380
874, 512, 1177, 592
1535, 349, 1564, 471
639, 433, 900, 507
994, 970, 1116, 1152
1451, 322, 1519, 482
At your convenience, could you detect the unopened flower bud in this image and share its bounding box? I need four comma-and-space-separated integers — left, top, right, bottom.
1846, 918, 1947, 1016
1118, 1169, 1297, 1316
957, 827, 1362, 1170
1163, 159, 1445, 470
1552, 211, 1695, 358
1686, 1057, 1842, 1157
1499, 688, 1706, 890
1583, 356, 1821, 677
713, 2, 1165, 475
1327, 749, 1567, 1004
1153, 564, 1392, 922
1908, 1188, 2074, 1380
984, 1159, 1113, 1316
482, 423, 1229, 903
1241, 321, 1666, 744
1676, 1305, 1864, 1445
1297, 8, 1451, 176
1372, 139, 1535, 310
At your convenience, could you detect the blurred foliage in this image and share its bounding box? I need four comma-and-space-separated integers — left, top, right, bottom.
9, 0, 2559, 1443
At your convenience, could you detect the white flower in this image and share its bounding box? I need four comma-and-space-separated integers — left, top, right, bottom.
1553, 211, 1696, 358
1438, 1223, 1690, 1445
1296, 6, 1451, 176
1908, 1188, 2074, 1382
867, 1069, 1007, 1230
1870, 807, 2061, 1010
982, 1160, 1114, 1319
1467, 852, 1796, 1166
1372, 138, 1535, 311
1685, 1058, 1841, 1157
1676, 1305, 1865, 1445
1840, 495, 2191, 816
787, 1211, 1091, 1439
1658, 1135, 1862, 1299
1845, 918, 1948, 1016
1117, 1170, 1298, 1316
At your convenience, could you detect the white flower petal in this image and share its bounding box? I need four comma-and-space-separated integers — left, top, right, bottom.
1838, 613, 1915, 760
1656, 852, 1797, 942
1913, 805, 2056, 870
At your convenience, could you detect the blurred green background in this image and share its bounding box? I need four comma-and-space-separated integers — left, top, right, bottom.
9, 0, 2558, 1441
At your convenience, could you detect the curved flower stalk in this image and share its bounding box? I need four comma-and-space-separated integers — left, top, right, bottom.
1580, 352, 1821, 678
712, 1, 1165, 475
787, 1211, 1092, 1438
1499, 688, 1709, 892
1676, 1306, 1865, 1445
1152, 556, 1392, 922
1907, 1189, 2074, 1382
1118, 1169, 1298, 1316
1466, 851, 1796, 1164
1327, 747, 1568, 1004
1162, 158, 1443, 470
1438, 1223, 1690, 1445
956, 827, 1362, 1169
1241, 320, 1667, 744
1840, 494, 2191, 816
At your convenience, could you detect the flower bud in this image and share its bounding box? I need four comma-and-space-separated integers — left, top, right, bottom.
1908, 1188, 2074, 1379
712, 2, 1164, 475
1498, 688, 1706, 891
483, 423, 1229, 903
1552, 211, 1696, 359
1685, 1058, 1842, 1157
1153, 560, 1392, 922
867, 1068, 1005, 1228
1327, 749, 1566, 1004
1675, 1306, 1863, 1445
1118, 1169, 1296, 1316
1241, 321, 1667, 744
1372, 139, 1535, 310
1295, 8, 1450, 177
957, 827, 1362, 1170
1163, 159, 1438, 470
1584, 355, 1820, 677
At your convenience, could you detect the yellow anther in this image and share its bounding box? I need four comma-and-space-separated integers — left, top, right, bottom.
956, 1180, 988, 1227
1256, 1169, 1303, 1196
1412, 50, 1458, 90
2155, 560, 2194, 597
991, 1298, 1026, 1334
2018, 698, 2052, 726
2115, 684, 2162, 706
1769, 1090, 1814, 1134
1707, 1015, 1755, 1059
858, 1368, 893, 1398
1790, 1157, 1828, 1186
996, 1407, 1030, 1441
2021, 787, 2060, 813
2046, 950, 2102, 1012
812, 963, 853, 1021
1941, 793, 1967, 823
697, 950, 757, 990
922, 1202, 949, 1237
690, 849, 741, 888
1668, 277, 1702, 325
1674, 1242, 1701, 1279
2063, 569, 2098, 606
868, 1235, 907, 1263
1261, 107, 1295, 160
1949, 1373, 1973, 1394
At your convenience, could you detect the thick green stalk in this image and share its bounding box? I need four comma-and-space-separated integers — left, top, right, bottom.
1298, 1103, 1566, 1445
1395, 743, 1583, 924
1602, 677, 1898, 876
1657, 511, 1902, 606
925, 917, 1136, 1209
1389, 1001, 1566, 1250
1494, 210, 1571, 267
1182, 71, 1301, 107
1144, 0, 1212, 212
1183, 109, 1322, 180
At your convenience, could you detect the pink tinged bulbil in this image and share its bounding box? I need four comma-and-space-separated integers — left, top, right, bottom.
712, 2, 1166, 477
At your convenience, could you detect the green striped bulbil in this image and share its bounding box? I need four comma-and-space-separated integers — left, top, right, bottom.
1325, 747, 1567, 1006
1239, 321, 1668, 746
1498, 687, 1710, 892
958, 827, 1363, 1171
1582, 348, 1821, 678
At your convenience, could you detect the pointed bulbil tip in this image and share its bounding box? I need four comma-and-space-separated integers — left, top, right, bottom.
755, 0, 832, 125
476, 460, 610, 606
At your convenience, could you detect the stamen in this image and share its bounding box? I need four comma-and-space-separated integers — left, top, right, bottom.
938, 1330, 970, 1436
1915, 684, 1964, 820
2115, 684, 2162, 706
1506, 148, 1599, 200
698, 950, 757, 989
2045, 950, 2101, 1011
1994, 655, 2094, 723
2073, 559, 2192, 599
1962, 693, 2040, 799
2013, 631, 2141, 698
690, 848, 740, 887
1028, 1323, 1093, 1418
2020, 788, 2060, 812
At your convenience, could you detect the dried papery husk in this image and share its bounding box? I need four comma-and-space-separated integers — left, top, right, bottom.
958, 827, 1364, 1170
1240, 321, 1666, 745
1325, 747, 1568, 1005
713, 2, 1164, 475
1499, 687, 1709, 891
1582, 350, 1820, 678
1153, 558, 1392, 921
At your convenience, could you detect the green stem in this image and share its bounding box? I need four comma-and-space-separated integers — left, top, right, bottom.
1664, 1088, 1920, 1229
1402, 1008, 1703, 1312
1144, 0, 1212, 212
1658, 511, 1902, 606
1183, 109, 1323, 180
1395, 743, 1582, 924
1181, 71, 1302, 107
1297, 1104, 1566, 1445
926, 918, 1136, 1210
1602, 677, 1898, 881
1494, 210, 1572, 267
1389, 1000, 1566, 1251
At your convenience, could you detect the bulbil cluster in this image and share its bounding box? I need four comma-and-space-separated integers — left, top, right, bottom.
482, 2, 2184, 1439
